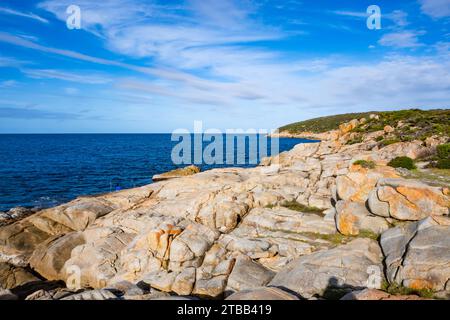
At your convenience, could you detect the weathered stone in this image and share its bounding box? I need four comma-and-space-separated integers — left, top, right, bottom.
171, 267, 196, 296
0, 262, 39, 289
62, 230, 135, 289
381, 219, 450, 292
335, 165, 399, 203
0, 115, 447, 301
377, 140, 429, 160
7, 280, 64, 300
40, 198, 115, 231
61, 289, 118, 300
192, 275, 227, 299
335, 200, 389, 236
142, 270, 178, 292
341, 288, 427, 300
24, 288, 77, 300
219, 234, 276, 259
226, 287, 299, 300
240, 207, 336, 235
369, 179, 449, 220
339, 119, 360, 134
225, 256, 275, 295
30, 232, 85, 280
8, 207, 36, 220
0, 220, 51, 265
270, 238, 384, 299
0, 289, 18, 300
0, 211, 10, 223
25, 289, 55, 300
152, 165, 200, 182
384, 125, 395, 133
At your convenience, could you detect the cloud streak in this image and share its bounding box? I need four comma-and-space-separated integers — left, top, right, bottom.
0, 7, 49, 24
1, 0, 449, 131
0, 107, 80, 120
22, 69, 112, 84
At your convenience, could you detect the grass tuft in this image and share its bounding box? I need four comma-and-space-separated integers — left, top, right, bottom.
266, 200, 324, 215
353, 160, 376, 169
381, 281, 436, 299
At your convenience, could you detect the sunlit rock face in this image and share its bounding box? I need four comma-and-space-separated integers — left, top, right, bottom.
0, 117, 449, 300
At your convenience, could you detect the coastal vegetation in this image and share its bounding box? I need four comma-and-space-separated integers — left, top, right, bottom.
280, 109, 450, 142
353, 160, 376, 169
388, 157, 417, 170
267, 200, 323, 215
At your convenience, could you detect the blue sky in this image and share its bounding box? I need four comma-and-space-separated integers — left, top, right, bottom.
0, 0, 449, 133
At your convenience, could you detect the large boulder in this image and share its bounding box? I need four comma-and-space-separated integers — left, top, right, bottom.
335, 200, 389, 236
368, 178, 449, 220
376, 140, 430, 161
39, 198, 115, 231
269, 238, 384, 299
380, 218, 450, 295
29, 232, 85, 281
0, 221, 51, 265
62, 229, 135, 289
0, 262, 40, 289
225, 256, 275, 295
335, 164, 399, 203
152, 165, 200, 182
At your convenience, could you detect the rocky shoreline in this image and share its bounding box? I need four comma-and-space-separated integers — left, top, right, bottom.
1, 115, 449, 300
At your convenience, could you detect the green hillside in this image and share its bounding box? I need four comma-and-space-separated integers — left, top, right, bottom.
279, 109, 450, 141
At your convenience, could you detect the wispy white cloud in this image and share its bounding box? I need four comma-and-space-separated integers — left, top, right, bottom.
39, 0, 284, 58
0, 32, 218, 88
378, 31, 425, 48
0, 80, 18, 88
64, 87, 80, 95
418, 0, 450, 19
0, 55, 29, 68
0, 7, 49, 24
387, 10, 409, 27
22, 69, 112, 84
332, 10, 367, 18
2, 0, 448, 129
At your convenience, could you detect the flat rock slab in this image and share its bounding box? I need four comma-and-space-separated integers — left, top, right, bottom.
269, 238, 384, 299
226, 287, 299, 300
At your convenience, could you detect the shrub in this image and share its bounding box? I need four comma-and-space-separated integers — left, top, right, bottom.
437, 143, 450, 159
353, 160, 376, 169
346, 136, 363, 145
436, 159, 450, 169
382, 282, 435, 299
388, 156, 416, 170
380, 138, 400, 147
375, 135, 384, 142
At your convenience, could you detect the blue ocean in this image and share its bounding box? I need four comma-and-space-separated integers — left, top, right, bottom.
0, 134, 314, 211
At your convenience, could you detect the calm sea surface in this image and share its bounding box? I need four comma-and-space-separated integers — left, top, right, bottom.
0, 134, 316, 211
